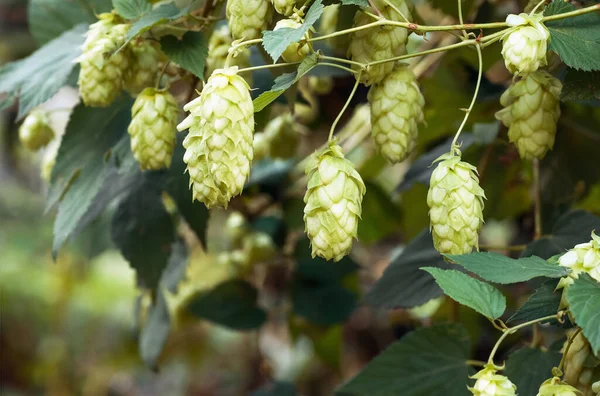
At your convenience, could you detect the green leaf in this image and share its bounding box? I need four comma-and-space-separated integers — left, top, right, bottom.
507, 279, 562, 324
504, 347, 561, 396
0, 25, 86, 119
124, 3, 190, 47
423, 267, 506, 319
336, 324, 472, 396
113, 0, 152, 19
561, 69, 600, 101
446, 252, 570, 284
253, 53, 319, 112
160, 32, 208, 79
262, 0, 324, 62
566, 274, 600, 354
357, 181, 403, 244
340, 0, 368, 7
185, 280, 267, 330
544, 0, 600, 71
139, 290, 170, 370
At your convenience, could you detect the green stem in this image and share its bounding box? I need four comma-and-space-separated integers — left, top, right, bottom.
155, 61, 170, 89
237, 61, 299, 74
380, 0, 409, 22
533, 158, 542, 240
542, 3, 600, 23
320, 55, 364, 68
328, 74, 361, 142
529, 0, 547, 15
466, 360, 487, 367
557, 328, 582, 373
318, 62, 358, 75
227, 38, 263, 66
457, 0, 468, 38
451, 43, 482, 150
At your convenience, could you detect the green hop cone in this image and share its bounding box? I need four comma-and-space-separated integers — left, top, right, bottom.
177, 66, 254, 208
368, 63, 425, 163
537, 377, 580, 396
125, 39, 163, 95
348, 0, 411, 86
501, 13, 550, 75
253, 132, 270, 160
270, 0, 306, 16
563, 331, 600, 395
303, 143, 366, 261
76, 13, 131, 107
128, 88, 179, 171
19, 109, 55, 151
264, 113, 299, 159
469, 365, 517, 396
319, 4, 350, 54
495, 70, 561, 160
427, 151, 485, 255
243, 232, 276, 264
226, 0, 273, 40
273, 16, 311, 63
206, 26, 252, 84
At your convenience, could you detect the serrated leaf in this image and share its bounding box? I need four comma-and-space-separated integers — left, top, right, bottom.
113, 0, 152, 19
0, 25, 86, 119
124, 4, 189, 47
423, 267, 506, 319
544, 0, 600, 71
561, 69, 600, 101
446, 252, 570, 284
262, 0, 324, 62
336, 324, 472, 396
507, 279, 562, 324
566, 274, 600, 354
160, 32, 208, 79
340, 0, 368, 7
504, 347, 561, 396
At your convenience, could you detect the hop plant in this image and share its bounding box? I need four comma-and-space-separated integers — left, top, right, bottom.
19, 109, 55, 151
253, 132, 270, 160
308, 76, 334, 96
348, 0, 411, 86
128, 88, 179, 171
273, 15, 311, 63
427, 151, 485, 255
41, 140, 60, 182
469, 365, 517, 396
563, 331, 600, 395
177, 67, 254, 208
206, 26, 252, 78
368, 64, 425, 163
226, 0, 273, 40
495, 70, 562, 160
502, 13, 550, 75
319, 4, 350, 54
264, 113, 299, 159
303, 143, 366, 261
125, 39, 163, 95
537, 377, 580, 396
270, 0, 306, 16
76, 13, 131, 107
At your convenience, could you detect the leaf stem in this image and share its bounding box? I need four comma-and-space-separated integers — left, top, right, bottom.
557, 327, 582, 374
320, 55, 364, 68
457, 0, 468, 39
155, 61, 171, 89
466, 360, 487, 367
318, 62, 358, 75
329, 73, 361, 142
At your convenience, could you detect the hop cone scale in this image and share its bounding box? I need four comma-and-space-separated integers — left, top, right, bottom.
19, 109, 55, 151
226, 0, 273, 40
537, 378, 579, 396
469, 366, 517, 396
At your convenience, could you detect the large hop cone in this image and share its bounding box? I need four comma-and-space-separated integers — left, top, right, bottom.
76, 13, 131, 107
226, 0, 273, 40
128, 88, 179, 171
303, 143, 366, 261
319, 4, 350, 54
469, 365, 517, 396
177, 67, 254, 208
495, 70, 561, 160
368, 64, 424, 163
19, 109, 55, 151
274, 17, 311, 63
264, 112, 299, 159
427, 152, 485, 255
537, 378, 579, 396
502, 13, 549, 75
348, 0, 411, 86
125, 39, 163, 95
562, 331, 600, 395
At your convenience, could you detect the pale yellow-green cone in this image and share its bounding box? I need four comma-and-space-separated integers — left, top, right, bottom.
128, 88, 178, 171
427, 151, 485, 255
368, 64, 424, 163
319, 4, 350, 54
495, 70, 561, 160
124, 39, 163, 95
537, 377, 581, 396
19, 109, 55, 151
177, 67, 254, 208
76, 13, 131, 107
562, 331, 600, 396
264, 113, 299, 159
226, 0, 273, 40
270, 0, 306, 16
303, 143, 366, 261
253, 132, 270, 160
502, 13, 550, 75
469, 365, 517, 396
273, 17, 311, 63
348, 0, 411, 86
308, 76, 334, 96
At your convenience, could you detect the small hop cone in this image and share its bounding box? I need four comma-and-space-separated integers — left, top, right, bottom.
271, 0, 306, 16
274, 17, 311, 63
226, 0, 273, 40
206, 26, 252, 85
502, 13, 550, 75
368, 64, 425, 163
427, 151, 485, 255
348, 0, 411, 86
125, 39, 163, 95
177, 67, 254, 208
264, 113, 299, 159
308, 76, 334, 96
19, 109, 55, 151
469, 366, 517, 396
537, 378, 580, 396
495, 70, 561, 160
303, 143, 366, 261
562, 331, 600, 395
128, 88, 179, 171
558, 231, 600, 282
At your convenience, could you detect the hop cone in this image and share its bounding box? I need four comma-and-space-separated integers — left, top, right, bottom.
253, 132, 270, 160
348, 0, 411, 86
427, 152, 485, 255
502, 13, 549, 75
226, 0, 273, 40
469, 366, 517, 396
128, 88, 178, 170
177, 67, 254, 208
206, 25, 251, 82
495, 70, 561, 160
264, 113, 299, 159
563, 331, 600, 395
537, 378, 580, 396
76, 13, 131, 107
303, 143, 366, 261
368, 64, 424, 163
308, 76, 334, 96
319, 4, 350, 54
274, 17, 311, 63
19, 109, 54, 151
125, 39, 163, 95
271, 0, 305, 16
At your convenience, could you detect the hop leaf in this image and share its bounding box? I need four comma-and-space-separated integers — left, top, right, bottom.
125, 39, 164, 95
226, 0, 273, 40
303, 143, 366, 261
502, 13, 550, 75
469, 365, 517, 396
368, 64, 425, 163
177, 66, 255, 208
273, 16, 311, 63
536, 377, 580, 396
18, 109, 55, 151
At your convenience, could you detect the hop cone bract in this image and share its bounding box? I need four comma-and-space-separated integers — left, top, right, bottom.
125, 39, 163, 95
226, 0, 273, 40
177, 67, 254, 208
19, 109, 55, 151
537, 378, 580, 396
469, 366, 517, 396
303, 143, 366, 261
502, 13, 549, 75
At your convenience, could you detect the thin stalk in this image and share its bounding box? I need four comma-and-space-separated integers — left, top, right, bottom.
320, 55, 364, 68
381, 0, 410, 22
318, 62, 358, 75
237, 62, 299, 74
558, 328, 582, 373
457, 0, 468, 38
227, 38, 263, 66
542, 3, 600, 23
467, 360, 487, 367
533, 158, 542, 240
329, 74, 361, 142
530, 0, 547, 15
155, 61, 170, 89
451, 43, 482, 149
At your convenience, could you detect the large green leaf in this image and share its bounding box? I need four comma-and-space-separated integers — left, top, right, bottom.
507, 279, 562, 325
561, 69, 600, 101
446, 252, 570, 284
566, 274, 600, 354
113, 0, 151, 19
336, 324, 472, 396
423, 268, 506, 320
124, 3, 190, 47
504, 347, 561, 396
160, 32, 208, 79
